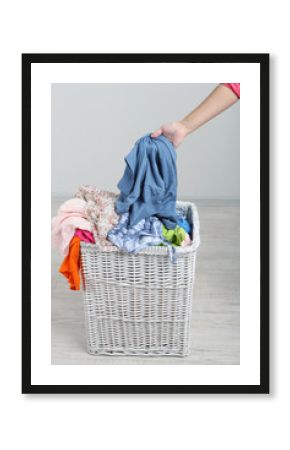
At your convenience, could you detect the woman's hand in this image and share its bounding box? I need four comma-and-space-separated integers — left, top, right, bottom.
151, 84, 239, 149
151, 120, 190, 148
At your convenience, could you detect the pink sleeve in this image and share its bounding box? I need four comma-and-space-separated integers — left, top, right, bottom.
223, 83, 240, 98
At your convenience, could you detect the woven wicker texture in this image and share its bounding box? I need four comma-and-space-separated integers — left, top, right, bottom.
80, 202, 200, 356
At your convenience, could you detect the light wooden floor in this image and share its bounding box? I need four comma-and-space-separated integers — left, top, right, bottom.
51, 198, 240, 365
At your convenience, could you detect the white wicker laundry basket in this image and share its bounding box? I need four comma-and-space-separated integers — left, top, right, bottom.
80, 201, 200, 357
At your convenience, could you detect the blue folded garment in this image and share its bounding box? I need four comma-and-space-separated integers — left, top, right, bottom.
116, 133, 178, 229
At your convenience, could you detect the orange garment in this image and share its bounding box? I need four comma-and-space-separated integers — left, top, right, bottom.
59, 236, 81, 290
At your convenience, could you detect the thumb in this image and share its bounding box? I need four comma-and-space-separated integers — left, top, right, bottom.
150, 128, 162, 138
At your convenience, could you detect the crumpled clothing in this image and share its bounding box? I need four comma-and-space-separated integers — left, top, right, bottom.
176, 209, 192, 235
180, 233, 191, 247
51, 198, 91, 257
74, 228, 95, 244
162, 224, 186, 246
177, 218, 191, 235
107, 213, 177, 262
59, 236, 81, 290
75, 185, 119, 251
116, 134, 178, 229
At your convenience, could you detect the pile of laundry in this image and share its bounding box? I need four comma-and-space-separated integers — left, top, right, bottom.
51, 134, 193, 290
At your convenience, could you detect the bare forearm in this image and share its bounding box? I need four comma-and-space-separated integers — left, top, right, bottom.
151, 84, 239, 148
181, 84, 239, 134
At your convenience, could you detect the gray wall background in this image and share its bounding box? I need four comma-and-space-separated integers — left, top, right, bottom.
51, 83, 240, 200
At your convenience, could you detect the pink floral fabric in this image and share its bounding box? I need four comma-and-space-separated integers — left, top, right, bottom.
75, 185, 119, 251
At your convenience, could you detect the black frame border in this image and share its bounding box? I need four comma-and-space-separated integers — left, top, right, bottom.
22, 53, 269, 394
